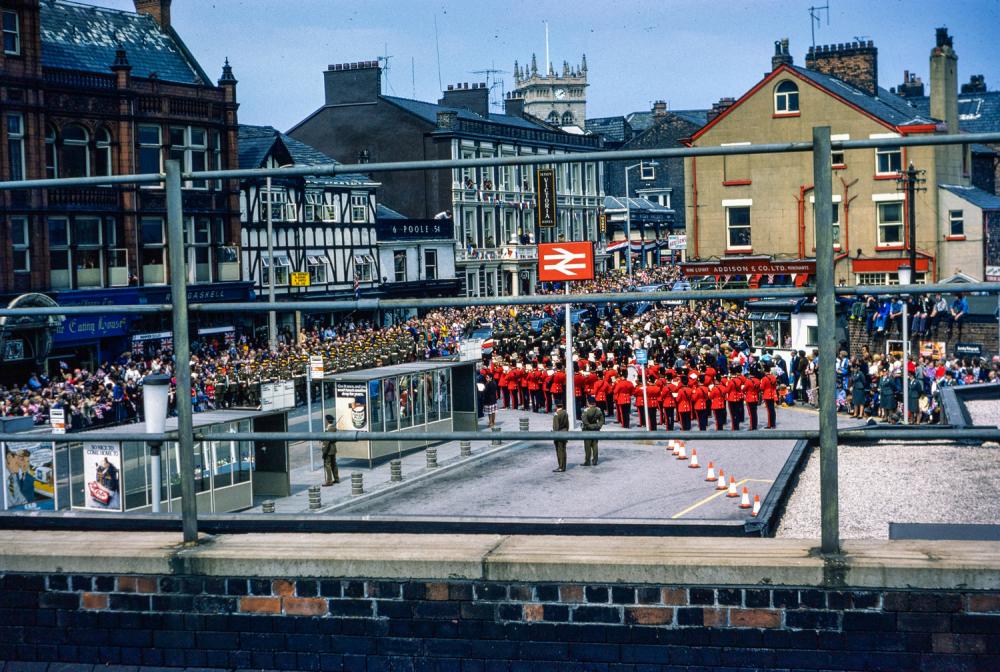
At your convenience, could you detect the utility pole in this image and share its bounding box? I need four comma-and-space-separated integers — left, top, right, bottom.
897, 162, 927, 280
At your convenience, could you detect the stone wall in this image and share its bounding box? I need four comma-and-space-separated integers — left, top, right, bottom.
2, 571, 999, 670
847, 318, 998, 360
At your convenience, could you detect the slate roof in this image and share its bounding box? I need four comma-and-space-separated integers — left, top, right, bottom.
789, 66, 934, 127
382, 95, 549, 131
940, 183, 1000, 210
238, 125, 377, 186
627, 109, 709, 132
39, 0, 204, 85
585, 116, 631, 143
376, 204, 406, 220
908, 90, 1000, 135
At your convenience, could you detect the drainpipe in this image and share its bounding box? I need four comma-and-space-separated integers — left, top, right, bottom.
691, 157, 699, 258
797, 184, 814, 258
835, 177, 859, 279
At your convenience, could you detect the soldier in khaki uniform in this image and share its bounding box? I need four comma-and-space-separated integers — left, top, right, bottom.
322, 414, 339, 485
552, 402, 569, 473
580, 395, 605, 466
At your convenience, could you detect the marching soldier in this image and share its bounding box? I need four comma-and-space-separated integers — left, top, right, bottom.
745, 372, 761, 430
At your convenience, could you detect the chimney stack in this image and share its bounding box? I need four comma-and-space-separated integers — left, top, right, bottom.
771, 38, 793, 70
504, 91, 525, 118
439, 81, 490, 118
706, 97, 736, 122
805, 40, 878, 96
323, 60, 381, 106
133, 0, 171, 29
652, 100, 667, 117
930, 28, 962, 183
961, 74, 986, 94
891, 69, 925, 98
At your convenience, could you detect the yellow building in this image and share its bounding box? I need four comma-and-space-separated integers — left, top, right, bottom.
684, 32, 975, 285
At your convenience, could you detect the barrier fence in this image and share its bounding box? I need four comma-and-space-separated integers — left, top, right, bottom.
2, 128, 1000, 552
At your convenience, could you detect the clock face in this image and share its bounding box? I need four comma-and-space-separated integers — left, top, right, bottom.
554, 88, 566, 99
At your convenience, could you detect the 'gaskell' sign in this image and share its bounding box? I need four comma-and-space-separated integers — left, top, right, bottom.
681, 258, 817, 277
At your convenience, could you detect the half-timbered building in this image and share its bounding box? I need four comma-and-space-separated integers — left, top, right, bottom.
237, 125, 378, 333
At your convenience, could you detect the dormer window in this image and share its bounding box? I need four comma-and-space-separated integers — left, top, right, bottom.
774, 80, 799, 115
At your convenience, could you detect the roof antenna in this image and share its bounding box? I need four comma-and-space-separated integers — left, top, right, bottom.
808, 2, 830, 52
433, 15, 443, 93
379, 45, 394, 95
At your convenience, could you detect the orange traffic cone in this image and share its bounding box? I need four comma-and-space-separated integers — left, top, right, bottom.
689, 449, 700, 468
751, 495, 762, 517
739, 487, 752, 508
677, 444, 688, 460
726, 475, 739, 498
716, 469, 727, 490
667, 439, 676, 453
671, 440, 680, 456
705, 462, 716, 481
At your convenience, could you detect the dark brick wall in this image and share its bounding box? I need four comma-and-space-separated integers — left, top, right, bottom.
847, 318, 998, 360
2, 572, 999, 671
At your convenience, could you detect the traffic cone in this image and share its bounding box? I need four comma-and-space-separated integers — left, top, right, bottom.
739, 487, 751, 508
672, 440, 681, 456
705, 462, 716, 481
716, 469, 727, 490
751, 495, 762, 517
689, 449, 700, 468
726, 475, 738, 498
667, 439, 675, 453
677, 444, 688, 460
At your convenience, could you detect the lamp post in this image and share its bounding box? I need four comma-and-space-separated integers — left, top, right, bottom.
143, 375, 171, 512
898, 264, 912, 425
623, 161, 658, 280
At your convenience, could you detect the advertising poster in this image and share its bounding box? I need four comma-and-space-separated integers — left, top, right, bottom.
2, 441, 56, 511
336, 383, 368, 432
919, 341, 947, 360
83, 443, 123, 511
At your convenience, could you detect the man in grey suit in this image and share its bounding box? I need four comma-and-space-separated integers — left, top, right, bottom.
552, 401, 569, 473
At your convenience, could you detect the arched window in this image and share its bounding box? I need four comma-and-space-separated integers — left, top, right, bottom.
561, 111, 574, 126
95, 127, 112, 176
774, 80, 799, 114
546, 111, 560, 124
44, 125, 58, 179
62, 124, 89, 177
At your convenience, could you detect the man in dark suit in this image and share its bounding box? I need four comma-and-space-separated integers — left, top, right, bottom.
580, 396, 605, 466
552, 402, 569, 472
322, 414, 339, 486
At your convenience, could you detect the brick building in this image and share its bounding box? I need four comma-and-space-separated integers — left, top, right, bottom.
684, 30, 986, 286
0, 0, 245, 372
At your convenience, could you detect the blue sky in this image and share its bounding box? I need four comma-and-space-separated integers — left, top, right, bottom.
94, 0, 998, 130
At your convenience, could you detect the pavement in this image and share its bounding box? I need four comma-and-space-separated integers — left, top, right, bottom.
262, 400, 866, 525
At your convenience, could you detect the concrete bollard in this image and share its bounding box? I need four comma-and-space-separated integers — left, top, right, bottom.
492, 426, 502, 447
519, 417, 530, 431
262, 500, 275, 514
351, 472, 363, 496
308, 485, 321, 511
426, 448, 438, 469
390, 459, 403, 481
459, 440, 472, 458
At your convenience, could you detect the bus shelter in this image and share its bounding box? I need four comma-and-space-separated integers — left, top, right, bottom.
65, 409, 289, 514
327, 359, 478, 465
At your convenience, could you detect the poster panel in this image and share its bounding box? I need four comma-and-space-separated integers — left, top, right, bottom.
2, 441, 56, 511
919, 341, 947, 360
335, 383, 369, 432
83, 443, 123, 511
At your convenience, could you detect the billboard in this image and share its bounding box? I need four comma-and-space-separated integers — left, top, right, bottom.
536, 169, 556, 228
83, 443, 123, 512
336, 383, 369, 432
3, 441, 56, 511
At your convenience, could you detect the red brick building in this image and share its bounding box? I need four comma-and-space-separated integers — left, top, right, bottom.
0, 0, 245, 370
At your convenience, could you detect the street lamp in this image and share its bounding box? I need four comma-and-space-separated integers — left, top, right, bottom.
142, 373, 170, 513
897, 264, 912, 425
623, 161, 659, 279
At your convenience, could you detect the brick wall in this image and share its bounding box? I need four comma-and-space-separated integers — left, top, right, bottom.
2, 572, 998, 670
847, 319, 998, 360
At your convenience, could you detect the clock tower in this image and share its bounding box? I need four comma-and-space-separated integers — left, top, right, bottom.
511, 54, 588, 130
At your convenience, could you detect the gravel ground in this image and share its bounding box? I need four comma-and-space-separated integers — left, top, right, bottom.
776, 442, 1000, 539
965, 398, 1000, 427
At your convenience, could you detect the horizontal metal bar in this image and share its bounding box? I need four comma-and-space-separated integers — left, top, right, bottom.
0, 304, 171, 317
3, 133, 999, 192
0, 432, 171, 443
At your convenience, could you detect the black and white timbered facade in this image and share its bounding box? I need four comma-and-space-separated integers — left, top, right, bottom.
238, 126, 378, 328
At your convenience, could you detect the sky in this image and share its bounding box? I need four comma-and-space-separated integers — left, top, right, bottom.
92, 0, 999, 131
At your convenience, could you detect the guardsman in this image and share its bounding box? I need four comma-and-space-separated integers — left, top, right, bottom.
761, 367, 778, 428
543, 366, 554, 413
551, 365, 567, 410
633, 376, 648, 428
580, 396, 605, 466
710, 378, 727, 430
552, 401, 569, 472
613, 373, 635, 428
507, 363, 521, 409
572, 358, 587, 419
744, 372, 761, 430
727, 373, 744, 431
676, 378, 693, 431
644, 374, 661, 431
660, 370, 677, 431
694, 379, 710, 431
593, 373, 611, 418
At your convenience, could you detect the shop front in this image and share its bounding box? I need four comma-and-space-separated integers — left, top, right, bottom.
327, 360, 478, 466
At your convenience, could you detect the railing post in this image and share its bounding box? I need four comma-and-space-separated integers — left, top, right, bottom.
813, 127, 839, 555
165, 160, 199, 544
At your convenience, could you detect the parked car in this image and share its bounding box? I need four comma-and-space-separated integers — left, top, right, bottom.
469, 325, 495, 355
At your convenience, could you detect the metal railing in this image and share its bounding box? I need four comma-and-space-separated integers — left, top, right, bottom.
2, 130, 1000, 550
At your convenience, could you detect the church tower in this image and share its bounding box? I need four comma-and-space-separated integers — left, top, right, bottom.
511, 54, 588, 130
